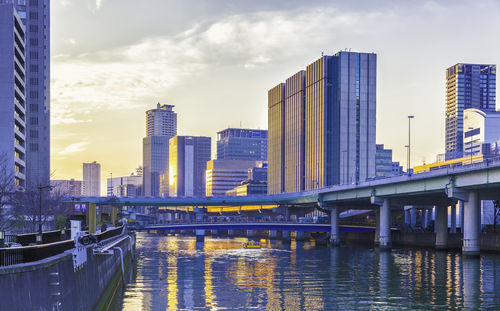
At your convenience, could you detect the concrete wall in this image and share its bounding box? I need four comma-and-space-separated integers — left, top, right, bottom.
0, 234, 134, 310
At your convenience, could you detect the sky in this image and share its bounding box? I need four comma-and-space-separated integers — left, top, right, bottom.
50, 0, 500, 194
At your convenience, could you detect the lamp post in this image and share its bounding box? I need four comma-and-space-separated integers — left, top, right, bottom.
38, 184, 52, 242
407, 115, 414, 173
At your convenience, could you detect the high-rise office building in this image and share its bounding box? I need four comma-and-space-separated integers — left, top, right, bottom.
146, 103, 177, 137
143, 136, 170, 197
445, 63, 496, 160
268, 83, 285, 194
82, 161, 100, 196
143, 103, 177, 197
2, 0, 51, 186
0, 4, 26, 188
284, 71, 305, 192
169, 136, 211, 197
216, 128, 267, 161
268, 51, 377, 194
205, 159, 261, 196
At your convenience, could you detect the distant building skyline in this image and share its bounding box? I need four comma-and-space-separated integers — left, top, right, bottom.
268, 51, 377, 194
107, 173, 142, 197
50, 179, 81, 197
445, 63, 496, 160
82, 161, 100, 196
375, 144, 403, 178
169, 136, 211, 197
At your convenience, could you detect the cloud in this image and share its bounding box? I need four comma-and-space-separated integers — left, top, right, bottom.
51, 7, 364, 121
58, 141, 89, 156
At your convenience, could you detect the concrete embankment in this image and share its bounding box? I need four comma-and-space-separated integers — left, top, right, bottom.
0, 232, 135, 310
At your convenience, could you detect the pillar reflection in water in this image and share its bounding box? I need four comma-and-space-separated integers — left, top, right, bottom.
462, 258, 480, 310
378, 250, 390, 298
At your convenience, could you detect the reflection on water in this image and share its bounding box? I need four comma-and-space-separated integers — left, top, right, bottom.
119, 232, 500, 310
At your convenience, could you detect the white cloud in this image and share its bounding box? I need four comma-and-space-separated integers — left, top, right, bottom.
58, 141, 89, 155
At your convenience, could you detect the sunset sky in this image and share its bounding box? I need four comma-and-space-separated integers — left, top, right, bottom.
50, 0, 500, 194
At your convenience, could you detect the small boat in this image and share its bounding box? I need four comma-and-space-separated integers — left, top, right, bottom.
243, 241, 261, 249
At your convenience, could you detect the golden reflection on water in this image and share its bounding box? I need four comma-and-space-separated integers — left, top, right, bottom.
120, 233, 500, 310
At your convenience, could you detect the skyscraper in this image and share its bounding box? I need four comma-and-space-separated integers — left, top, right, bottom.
268, 83, 285, 194
82, 161, 100, 196
143, 103, 177, 197
445, 63, 496, 160
2, 0, 51, 186
169, 136, 211, 197
0, 4, 26, 188
216, 128, 268, 161
143, 136, 170, 197
146, 103, 177, 137
268, 51, 377, 194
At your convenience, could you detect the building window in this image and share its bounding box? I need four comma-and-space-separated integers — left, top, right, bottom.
30, 117, 38, 125
30, 143, 38, 151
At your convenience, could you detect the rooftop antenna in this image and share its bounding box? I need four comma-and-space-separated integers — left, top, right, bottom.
321, 51, 324, 56
349, 48, 351, 52
240, 120, 242, 128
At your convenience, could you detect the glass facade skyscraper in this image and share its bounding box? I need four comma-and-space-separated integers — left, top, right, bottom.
169, 136, 211, 197
268, 51, 377, 194
2, 0, 50, 186
216, 128, 267, 161
445, 63, 496, 160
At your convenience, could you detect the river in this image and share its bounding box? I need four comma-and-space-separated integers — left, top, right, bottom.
115, 232, 500, 310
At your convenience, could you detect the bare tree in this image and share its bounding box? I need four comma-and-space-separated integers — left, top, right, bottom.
0, 153, 19, 231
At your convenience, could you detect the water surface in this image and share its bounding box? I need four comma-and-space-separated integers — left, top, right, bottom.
117, 232, 500, 310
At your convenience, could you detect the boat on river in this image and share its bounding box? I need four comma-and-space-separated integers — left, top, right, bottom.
243, 241, 261, 249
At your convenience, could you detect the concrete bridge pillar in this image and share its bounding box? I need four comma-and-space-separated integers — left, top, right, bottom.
410, 206, 417, 228
423, 208, 430, 229
404, 207, 410, 225
282, 231, 291, 243
463, 191, 480, 257
269, 230, 279, 239
295, 231, 310, 241
374, 209, 380, 246
330, 207, 340, 246
435, 205, 449, 250
450, 204, 457, 234
379, 199, 391, 250
247, 230, 256, 237
459, 200, 465, 233
196, 229, 205, 242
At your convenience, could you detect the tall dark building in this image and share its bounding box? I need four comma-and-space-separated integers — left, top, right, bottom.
445, 63, 496, 160
268, 51, 377, 194
169, 136, 211, 197
2, 0, 50, 186
0, 3, 26, 188
216, 128, 267, 161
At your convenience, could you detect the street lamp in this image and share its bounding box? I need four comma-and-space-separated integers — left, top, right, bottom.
38, 184, 53, 242
407, 115, 414, 173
